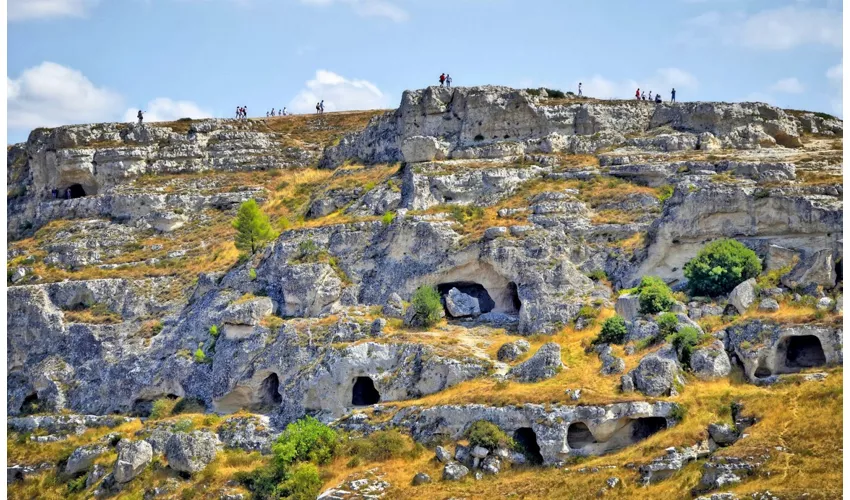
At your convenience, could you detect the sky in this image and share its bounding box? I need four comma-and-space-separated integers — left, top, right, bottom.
6, 0, 845, 144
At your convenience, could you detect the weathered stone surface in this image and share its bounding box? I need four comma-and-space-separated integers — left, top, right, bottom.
445, 288, 481, 318
509, 343, 563, 382
757, 299, 779, 312
707, 423, 739, 447
728, 279, 757, 314
597, 345, 625, 375
696, 456, 763, 493
497, 339, 531, 362
401, 136, 450, 163
442, 461, 470, 481
164, 431, 218, 473
383, 293, 405, 318
412, 472, 431, 485
781, 249, 837, 290
691, 341, 732, 380
629, 347, 683, 397
114, 440, 152, 483
217, 416, 274, 454
65, 444, 107, 475
615, 295, 641, 322
435, 446, 452, 463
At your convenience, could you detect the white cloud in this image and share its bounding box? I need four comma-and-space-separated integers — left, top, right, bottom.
8, 0, 99, 21
681, 5, 842, 50
826, 63, 842, 116
7, 61, 122, 129
299, 0, 408, 22
769, 77, 805, 94
123, 98, 213, 123
288, 70, 390, 113
577, 68, 698, 100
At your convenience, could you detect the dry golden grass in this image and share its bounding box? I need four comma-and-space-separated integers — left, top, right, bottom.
257, 110, 387, 148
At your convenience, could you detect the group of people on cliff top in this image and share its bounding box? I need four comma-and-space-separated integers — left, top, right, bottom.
634, 88, 675, 103
315, 100, 325, 114
265, 107, 288, 117
439, 73, 453, 87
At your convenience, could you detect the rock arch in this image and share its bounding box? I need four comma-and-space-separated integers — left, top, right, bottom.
431, 261, 521, 315
352, 376, 380, 406
783, 335, 827, 369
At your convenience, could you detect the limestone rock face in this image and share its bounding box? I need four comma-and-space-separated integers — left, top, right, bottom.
629, 347, 683, 397
690, 341, 732, 380
113, 440, 152, 483
65, 444, 107, 475
615, 295, 641, 322
728, 279, 757, 314
164, 431, 218, 473
509, 343, 563, 382
401, 136, 450, 163
445, 288, 481, 318
442, 461, 469, 481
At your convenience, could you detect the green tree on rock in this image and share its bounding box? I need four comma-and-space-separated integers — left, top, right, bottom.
233, 199, 278, 255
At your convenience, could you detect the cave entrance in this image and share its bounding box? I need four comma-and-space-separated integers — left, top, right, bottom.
567, 422, 597, 449
65, 183, 88, 199
508, 282, 522, 312
631, 417, 668, 441
131, 394, 179, 417
785, 335, 826, 369
513, 427, 543, 464
19, 393, 41, 415
259, 373, 283, 408
437, 282, 495, 315
352, 376, 380, 406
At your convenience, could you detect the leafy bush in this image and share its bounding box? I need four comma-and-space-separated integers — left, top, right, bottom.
670, 403, 687, 422
466, 420, 513, 450
656, 185, 674, 203
278, 463, 322, 500
272, 416, 339, 469
173, 419, 193, 432
67, 474, 87, 493
576, 305, 599, 322
657, 312, 679, 337
209, 325, 219, 337
249, 268, 258, 280
667, 326, 703, 368
233, 199, 278, 255
150, 397, 177, 420
636, 276, 675, 314
586, 269, 608, 282
346, 429, 408, 462
411, 285, 443, 327
449, 205, 484, 224
193, 343, 208, 363
684, 239, 762, 296
235, 464, 281, 500
381, 211, 396, 225
594, 316, 628, 345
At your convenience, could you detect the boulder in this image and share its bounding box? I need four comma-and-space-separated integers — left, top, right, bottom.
728, 279, 757, 314
497, 339, 531, 362
597, 345, 625, 375
483, 227, 508, 240
696, 457, 762, 493
781, 250, 837, 290
509, 342, 563, 382
370, 318, 387, 337
817, 297, 834, 311
480, 456, 501, 475
626, 319, 660, 343
690, 341, 732, 380
383, 293, 405, 318
620, 374, 635, 393
86, 464, 107, 487
113, 440, 152, 483
630, 347, 683, 397
435, 446, 452, 463
445, 288, 481, 318
757, 299, 779, 312
220, 297, 274, 328
707, 423, 739, 447
470, 446, 489, 459
164, 431, 218, 473
65, 444, 107, 475
442, 461, 469, 481
615, 294, 641, 322
412, 472, 431, 486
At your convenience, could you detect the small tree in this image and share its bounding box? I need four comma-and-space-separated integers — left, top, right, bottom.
233, 199, 278, 255
667, 326, 703, 368
411, 285, 443, 327
595, 316, 628, 345
684, 239, 762, 296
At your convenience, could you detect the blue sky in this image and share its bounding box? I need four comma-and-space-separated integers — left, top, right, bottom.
6, 0, 844, 144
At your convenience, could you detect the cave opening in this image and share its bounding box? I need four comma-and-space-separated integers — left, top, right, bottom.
630, 417, 668, 441
259, 373, 283, 407
785, 335, 827, 368
508, 282, 522, 312
352, 376, 380, 406
437, 282, 495, 315
567, 422, 597, 449
754, 363, 773, 378
19, 393, 41, 416
131, 394, 179, 417
513, 427, 543, 464
64, 183, 88, 199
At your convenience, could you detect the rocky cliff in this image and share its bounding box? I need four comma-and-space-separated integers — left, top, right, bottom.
6, 86, 844, 499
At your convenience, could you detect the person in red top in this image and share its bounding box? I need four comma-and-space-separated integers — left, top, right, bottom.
439, 73, 446, 87
635, 88, 640, 100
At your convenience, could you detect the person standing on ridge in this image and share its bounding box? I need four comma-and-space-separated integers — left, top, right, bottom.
635, 88, 640, 100
137, 110, 144, 124
446, 74, 452, 88
671, 88, 676, 103
439, 73, 446, 87
655, 93, 662, 104
641, 91, 646, 100
648, 90, 653, 101
578, 82, 582, 96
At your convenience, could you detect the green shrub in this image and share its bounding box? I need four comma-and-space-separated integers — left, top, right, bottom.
667, 326, 703, 368
193, 343, 208, 363
465, 420, 513, 450
576, 305, 599, 322
173, 397, 206, 415
209, 325, 219, 337
67, 474, 87, 493
586, 269, 608, 282
670, 403, 687, 422
235, 464, 281, 500
656, 185, 674, 203
249, 268, 257, 280
594, 316, 628, 345
278, 463, 322, 500
449, 205, 484, 224
233, 199, 278, 255
272, 416, 339, 469
346, 429, 408, 462
684, 239, 762, 296
381, 211, 396, 225
636, 276, 675, 314
410, 285, 443, 327
173, 419, 193, 432
298, 239, 319, 258
657, 312, 679, 337
150, 397, 177, 420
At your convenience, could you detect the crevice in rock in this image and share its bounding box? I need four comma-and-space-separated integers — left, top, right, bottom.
352, 376, 380, 406
258, 373, 283, 408
631, 417, 668, 440
513, 427, 543, 464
